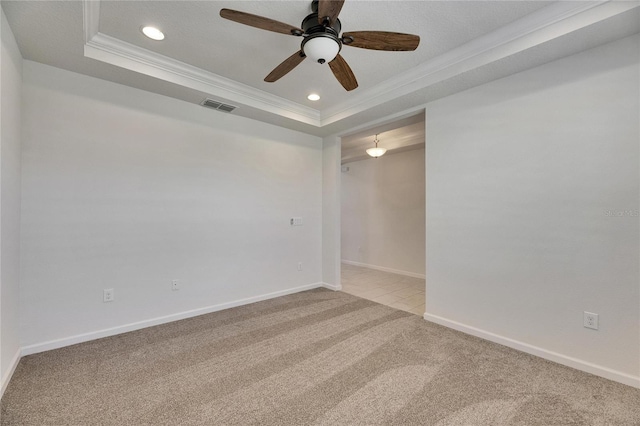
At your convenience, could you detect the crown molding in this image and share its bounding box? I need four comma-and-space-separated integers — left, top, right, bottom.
82, 1, 321, 126
84, 33, 322, 125
320, 0, 639, 126
82, 0, 100, 43
82, 0, 639, 129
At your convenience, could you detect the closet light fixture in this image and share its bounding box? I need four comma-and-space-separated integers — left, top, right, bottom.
366, 134, 387, 158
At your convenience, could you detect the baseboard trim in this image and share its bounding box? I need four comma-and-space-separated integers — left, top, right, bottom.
320, 282, 342, 291
423, 312, 640, 389
21, 282, 327, 357
1, 347, 22, 398
341, 260, 426, 279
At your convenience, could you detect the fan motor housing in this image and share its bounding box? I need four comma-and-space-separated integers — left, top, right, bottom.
300, 13, 342, 64
301, 13, 341, 36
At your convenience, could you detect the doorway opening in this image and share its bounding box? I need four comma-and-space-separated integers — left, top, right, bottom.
339, 112, 426, 315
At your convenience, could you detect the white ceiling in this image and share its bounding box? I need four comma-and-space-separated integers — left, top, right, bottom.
97, 1, 549, 108
3, 1, 639, 137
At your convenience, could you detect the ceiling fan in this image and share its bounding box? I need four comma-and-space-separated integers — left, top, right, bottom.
220, 0, 420, 91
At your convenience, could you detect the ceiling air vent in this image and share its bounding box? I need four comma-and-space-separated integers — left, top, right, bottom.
201, 98, 237, 113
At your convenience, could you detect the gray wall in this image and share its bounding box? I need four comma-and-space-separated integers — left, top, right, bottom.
425, 34, 639, 381
341, 148, 426, 277
1, 9, 23, 394
19, 61, 323, 350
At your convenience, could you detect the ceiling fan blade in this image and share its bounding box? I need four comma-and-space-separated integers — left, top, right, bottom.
317, 0, 345, 26
342, 31, 420, 51
264, 50, 307, 82
220, 9, 304, 36
328, 54, 358, 91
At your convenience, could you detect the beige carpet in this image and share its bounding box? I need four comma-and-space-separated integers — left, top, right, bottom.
2, 289, 639, 425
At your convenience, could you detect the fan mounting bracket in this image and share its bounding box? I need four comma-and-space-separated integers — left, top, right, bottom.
301, 13, 341, 36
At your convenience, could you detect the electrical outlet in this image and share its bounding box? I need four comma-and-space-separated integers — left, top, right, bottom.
171, 279, 180, 291
297, 262, 303, 271
584, 311, 599, 330
103, 288, 114, 303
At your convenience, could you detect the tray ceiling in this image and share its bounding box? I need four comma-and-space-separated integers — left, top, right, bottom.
3, 1, 639, 136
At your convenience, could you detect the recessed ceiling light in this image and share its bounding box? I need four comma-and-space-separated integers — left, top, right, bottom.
141, 26, 165, 41
307, 93, 320, 101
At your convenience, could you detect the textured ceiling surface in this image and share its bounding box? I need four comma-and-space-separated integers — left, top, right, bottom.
2, 1, 639, 137
97, 1, 551, 108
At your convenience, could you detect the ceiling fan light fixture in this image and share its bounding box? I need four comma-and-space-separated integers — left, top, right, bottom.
141, 26, 165, 41
302, 34, 340, 64
220, 1, 419, 91
366, 134, 387, 158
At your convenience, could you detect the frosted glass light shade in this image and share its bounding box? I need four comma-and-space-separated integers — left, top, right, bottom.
303, 36, 340, 64
366, 147, 387, 158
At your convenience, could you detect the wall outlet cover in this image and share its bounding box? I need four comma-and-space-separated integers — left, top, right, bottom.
103, 288, 114, 302
584, 311, 599, 330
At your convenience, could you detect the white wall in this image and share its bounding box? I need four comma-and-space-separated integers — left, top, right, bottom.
341, 148, 426, 277
425, 34, 639, 384
322, 136, 341, 288
20, 61, 323, 350
0, 9, 23, 394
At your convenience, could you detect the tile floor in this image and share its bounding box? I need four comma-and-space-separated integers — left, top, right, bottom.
340, 263, 426, 316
